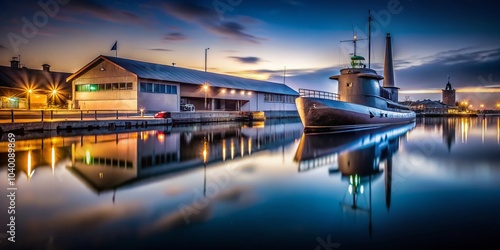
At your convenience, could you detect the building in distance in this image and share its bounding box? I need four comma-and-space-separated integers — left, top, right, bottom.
0, 57, 71, 109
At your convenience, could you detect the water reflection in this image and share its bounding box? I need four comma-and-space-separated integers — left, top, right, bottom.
294, 123, 415, 237
0, 121, 303, 194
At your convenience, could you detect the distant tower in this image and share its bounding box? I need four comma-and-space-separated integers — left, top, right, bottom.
442, 76, 456, 106
383, 34, 399, 102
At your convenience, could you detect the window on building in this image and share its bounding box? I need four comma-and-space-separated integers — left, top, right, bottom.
89, 84, 98, 92
264, 93, 295, 103
146, 83, 153, 92
159, 84, 165, 93
154, 83, 161, 93
106, 83, 112, 91
126, 82, 133, 90
119, 82, 126, 90
140, 82, 146, 92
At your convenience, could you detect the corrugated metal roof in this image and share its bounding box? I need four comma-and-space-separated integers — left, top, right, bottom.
103, 56, 298, 96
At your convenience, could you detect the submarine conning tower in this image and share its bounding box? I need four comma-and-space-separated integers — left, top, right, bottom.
383, 33, 399, 103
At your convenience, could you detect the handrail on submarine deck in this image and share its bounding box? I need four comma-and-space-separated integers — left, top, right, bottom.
298, 88, 340, 101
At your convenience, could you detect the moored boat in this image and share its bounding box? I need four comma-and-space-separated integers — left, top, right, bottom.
296, 16, 416, 132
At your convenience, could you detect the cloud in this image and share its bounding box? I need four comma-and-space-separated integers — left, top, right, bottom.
229, 56, 262, 64
163, 32, 188, 41
162, 1, 264, 44
207, 21, 262, 44
398, 47, 500, 69
65, 0, 146, 25
149, 48, 172, 52
0, 44, 7, 50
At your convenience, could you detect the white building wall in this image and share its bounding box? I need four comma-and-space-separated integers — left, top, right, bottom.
252, 92, 297, 111
73, 60, 138, 110
137, 91, 179, 112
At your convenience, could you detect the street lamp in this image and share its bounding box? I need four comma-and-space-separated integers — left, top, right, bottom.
203, 83, 209, 110
204, 48, 210, 72
52, 89, 57, 108
27, 89, 32, 110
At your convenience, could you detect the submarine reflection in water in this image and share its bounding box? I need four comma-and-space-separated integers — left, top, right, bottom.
294, 123, 415, 235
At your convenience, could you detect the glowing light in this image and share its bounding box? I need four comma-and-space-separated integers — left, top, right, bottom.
203, 84, 208, 91
247, 91, 252, 96
482, 118, 486, 144
240, 90, 245, 95
157, 133, 165, 143
222, 139, 226, 161
248, 138, 252, 155
240, 137, 244, 157
221, 88, 226, 94
202, 138, 208, 164
99, 173, 104, 179
231, 89, 236, 94
51, 146, 55, 175
27, 150, 33, 180
360, 185, 364, 194
230, 138, 235, 159
461, 118, 469, 143
86, 150, 91, 165
348, 185, 353, 194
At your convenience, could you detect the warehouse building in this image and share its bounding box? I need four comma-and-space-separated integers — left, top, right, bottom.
67, 55, 298, 112
0, 57, 71, 109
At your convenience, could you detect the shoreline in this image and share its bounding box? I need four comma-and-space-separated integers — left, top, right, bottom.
0, 110, 299, 135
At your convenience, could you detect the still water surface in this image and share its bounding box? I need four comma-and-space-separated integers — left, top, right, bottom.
1, 117, 499, 249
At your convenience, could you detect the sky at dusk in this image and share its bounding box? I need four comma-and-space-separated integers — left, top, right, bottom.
1, 0, 500, 108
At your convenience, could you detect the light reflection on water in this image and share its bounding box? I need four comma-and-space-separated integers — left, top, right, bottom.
0, 117, 499, 249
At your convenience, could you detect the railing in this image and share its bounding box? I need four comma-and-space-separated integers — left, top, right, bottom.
299, 88, 340, 100
0, 109, 145, 123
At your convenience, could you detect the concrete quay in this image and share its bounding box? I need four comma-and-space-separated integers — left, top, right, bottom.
0, 111, 299, 134
0, 117, 170, 134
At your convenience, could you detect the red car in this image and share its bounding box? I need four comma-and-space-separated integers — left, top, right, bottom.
154, 111, 171, 118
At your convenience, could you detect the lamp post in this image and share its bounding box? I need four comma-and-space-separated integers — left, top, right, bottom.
52, 89, 57, 108
204, 48, 209, 72
27, 89, 32, 110
203, 84, 208, 110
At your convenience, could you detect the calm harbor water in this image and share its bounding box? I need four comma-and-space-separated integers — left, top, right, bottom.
1, 117, 499, 249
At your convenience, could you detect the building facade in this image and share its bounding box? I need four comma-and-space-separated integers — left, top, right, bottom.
68, 55, 298, 112
0, 57, 71, 109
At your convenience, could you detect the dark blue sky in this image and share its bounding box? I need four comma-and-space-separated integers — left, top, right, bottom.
1, 0, 500, 107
